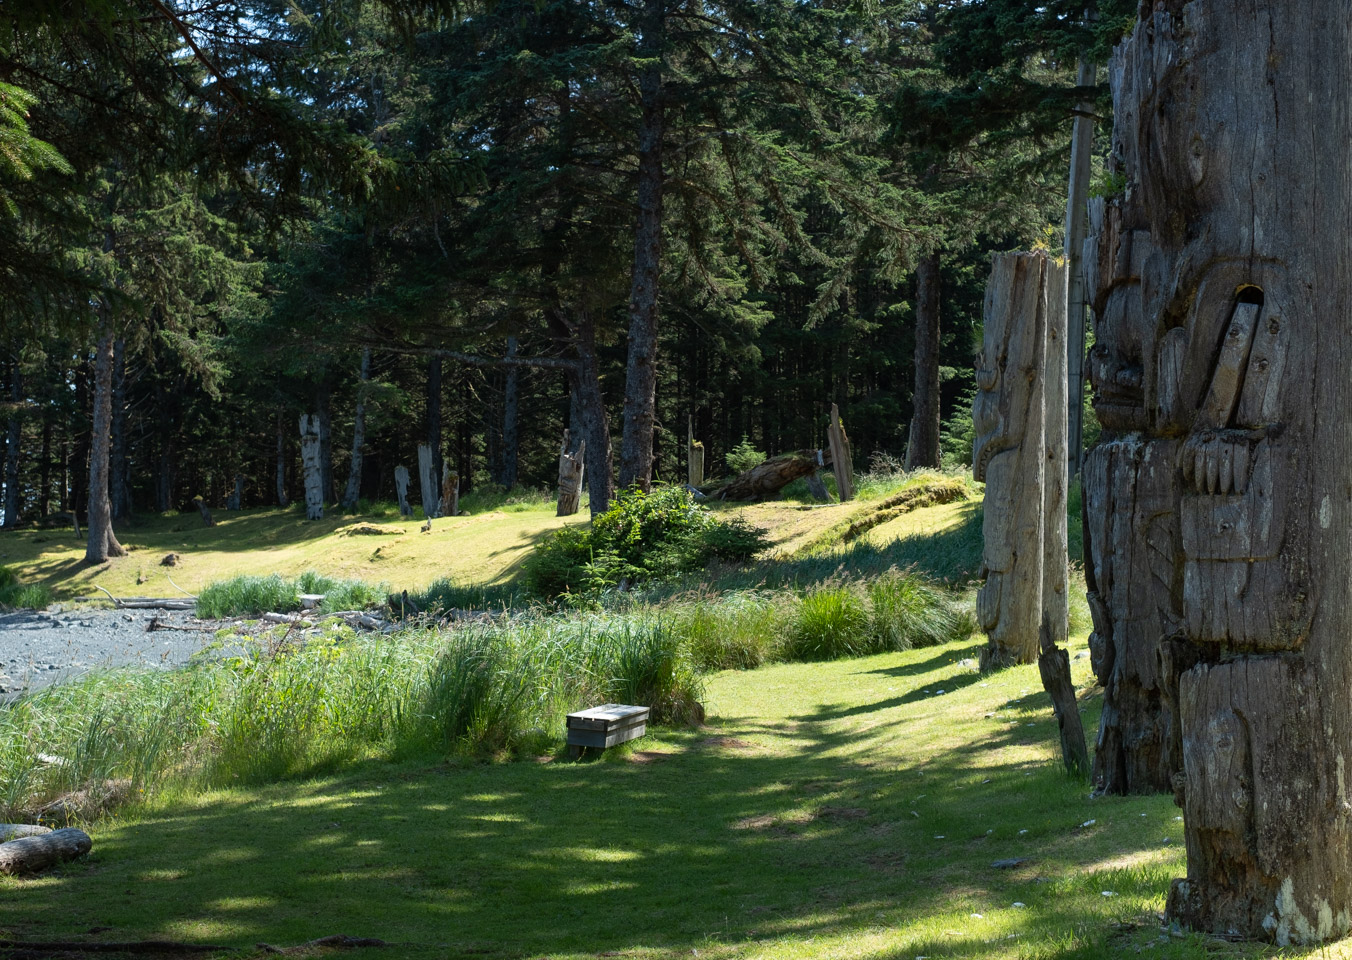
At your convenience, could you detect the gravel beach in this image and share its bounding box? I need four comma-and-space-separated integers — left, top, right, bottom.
0, 607, 229, 695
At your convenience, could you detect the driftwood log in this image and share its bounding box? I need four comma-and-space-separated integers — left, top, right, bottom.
393, 465, 411, 517
973, 252, 1069, 668
417, 443, 439, 519
826, 404, 854, 501
1087, 2, 1352, 943
714, 449, 823, 502
556, 430, 585, 517
0, 827, 91, 875
0, 824, 50, 842
299, 414, 324, 520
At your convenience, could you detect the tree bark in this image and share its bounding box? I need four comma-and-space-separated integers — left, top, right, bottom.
394, 464, 411, 517
275, 411, 289, 508
826, 404, 855, 502
972, 253, 1065, 668
501, 337, 520, 490
109, 337, 130, 521
905, 253, 942, 471
154, 380, 173, 513
85, 326, 126, 564
39, 401, 51, 517
564, 309, 614, 515
3, 359, 21, 528
316, 384, 333, 505
439, 463, 459, 518
617, 0, 665, 492
342, 348, 371, 510
1085, 2, 1352, 942
1065, 27, 1096, 482
298, 414, 323, 520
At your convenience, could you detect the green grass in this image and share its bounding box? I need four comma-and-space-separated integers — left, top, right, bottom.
0, 563, 52, 609
1, 624, 1297, 959
194, 571, 387, 618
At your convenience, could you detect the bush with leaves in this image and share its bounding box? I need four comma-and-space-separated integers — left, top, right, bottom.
725, 436, 767, 475
524, 486, 768, 599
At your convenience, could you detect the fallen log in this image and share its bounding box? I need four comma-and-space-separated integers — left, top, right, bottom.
0, 824, 51, 842
92, 586, 195, 611
713, 449, 826, 502
0, 827, 91, 875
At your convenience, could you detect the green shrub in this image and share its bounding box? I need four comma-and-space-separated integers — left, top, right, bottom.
0, 566, 51, 611
784, 585, 871, 661
725, 435, 766, 475
673, 591, 782, 671
398, 578, 524, 616
524, 486, 768, 599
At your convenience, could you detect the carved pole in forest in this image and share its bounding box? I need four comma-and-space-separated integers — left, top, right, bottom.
394, 465, 411, 517
687, 416, 704, 487
826, 404, 854, 501
1088, 2, 1352, 942
973, 253, 1069, 669
1064, 5, 1097, 481
439, 463, 459, 518
417, 443, 439, 519
557, 430, 585, 517
298, 414, 324, 521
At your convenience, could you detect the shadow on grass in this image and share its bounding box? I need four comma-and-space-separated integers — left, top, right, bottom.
0, 641, 1211, 960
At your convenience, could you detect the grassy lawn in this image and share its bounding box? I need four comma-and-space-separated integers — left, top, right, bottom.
0, 625, 1290, 960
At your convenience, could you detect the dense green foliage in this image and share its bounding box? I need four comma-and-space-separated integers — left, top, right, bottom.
0, 564, 49, 610
195, 571, 387, 619
524, 487, 768, 598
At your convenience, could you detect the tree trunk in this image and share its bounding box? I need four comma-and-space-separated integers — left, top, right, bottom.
439, 463, 459, 518
905, 253, 942, 470
226, 475, 243, 511
298, 414, 323, 520
556, 430, 585, 517
71, 358, 90, 523
155, 381, 173, 513
501, 337, 520, 490
3, 359, 21, 528
417, 443, 438, 519
617, 0, 665, 491
84, 325, 125, 564
427, 357, 443, 490
342, 349, 371, 510
39, 405, 51, 517
972, 253, 1065, 668
1087, 3, 1352, 942
275, 411, 290, 508
109, 337, 130, 521
565, 309, 614, 515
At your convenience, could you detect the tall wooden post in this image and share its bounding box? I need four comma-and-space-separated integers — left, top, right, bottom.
557, 430, 585, 517
394, 465, 411, 517
687, 416, 704, 487
1064, 12, 1097, 481
299, 414, 324, 521
1088, 2, 1352, 942
439, 463, 459, 518
826, 404, 854, 502
417, 443, 439, 519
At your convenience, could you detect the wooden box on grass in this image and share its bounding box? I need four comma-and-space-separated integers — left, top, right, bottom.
566, 703, 650, 755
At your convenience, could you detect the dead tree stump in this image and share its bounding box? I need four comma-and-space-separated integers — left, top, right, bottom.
394, 465, 411, 517
1089, 3, 1352, 943
973, 252, 1068, 668
417, 443, 439, 519
298, 414, 324, 521
826, 404, 854, 501
557, 430, 585, 517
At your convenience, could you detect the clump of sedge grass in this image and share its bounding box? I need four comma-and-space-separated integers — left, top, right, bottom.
0, 565, 51, 610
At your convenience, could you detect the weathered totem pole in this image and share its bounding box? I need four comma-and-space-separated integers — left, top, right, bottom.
298, 414, 324, 521
557, 430, 585, 517
973, 252, 1069, 669
417, 443, 439, 520
1087, 2, 1352, 942
394, 465, 411, 517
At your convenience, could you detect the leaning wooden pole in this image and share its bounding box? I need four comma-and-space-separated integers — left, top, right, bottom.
826, 404, 854, 501
1089, 2, 1352, 943
556, 430, 586, 517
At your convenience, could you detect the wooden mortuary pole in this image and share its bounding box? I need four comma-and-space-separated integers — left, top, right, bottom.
439, 463, 459, 518
1086, 2, 1352, 943
417, 443, 439, 519
973, 252, 1068, 669
394, 465, 411, 517
687, 416, 704, 487
556, 430, 586, 517
825, 404, 854, 501
299, 414, 324, 521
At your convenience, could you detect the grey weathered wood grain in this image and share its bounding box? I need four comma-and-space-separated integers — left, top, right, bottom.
298, 414, 324, 521
826, 404, 854, 502
417, 443, 439, 520
1087, 1, 1352, 942
394, 465, 411, 517
0, 827, 91, 875
556, 430, 585, 517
